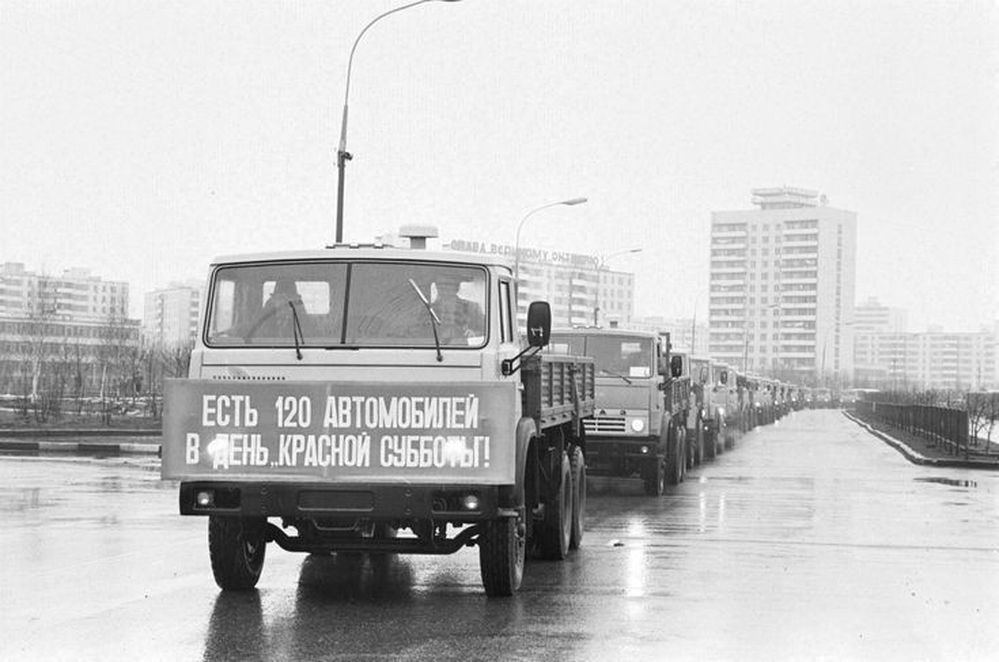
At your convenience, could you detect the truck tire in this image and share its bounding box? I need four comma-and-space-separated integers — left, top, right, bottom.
569, 446, 585, 550
702, 419, 715, 461
664, 424, 684, 486
208, 516, 267, 591
643, 456, 666, 496
538, 451, 572, 560
687, 426, 700, 468
479, 510, 526, 597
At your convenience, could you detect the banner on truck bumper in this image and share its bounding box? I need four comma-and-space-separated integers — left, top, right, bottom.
162, 380, 517, 483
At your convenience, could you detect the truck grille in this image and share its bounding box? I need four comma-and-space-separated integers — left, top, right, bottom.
585, 416, 627, 434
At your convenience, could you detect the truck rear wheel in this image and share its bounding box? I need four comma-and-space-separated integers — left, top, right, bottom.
538, 451, 572, 560
703, 420, 716, 461
479, 510, 526, 596
569, 446, 585, 550
208, 516, 267, 591
689, 425, 702, 468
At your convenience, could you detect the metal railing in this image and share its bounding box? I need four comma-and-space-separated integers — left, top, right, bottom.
855, 400, 969, 458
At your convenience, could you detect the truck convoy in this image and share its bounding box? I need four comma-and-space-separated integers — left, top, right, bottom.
548, 327, 688, 495
161, 242, 595, 596
545, 329, 803, 494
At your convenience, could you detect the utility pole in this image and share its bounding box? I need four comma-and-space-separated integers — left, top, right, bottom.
690, 292, 700, 355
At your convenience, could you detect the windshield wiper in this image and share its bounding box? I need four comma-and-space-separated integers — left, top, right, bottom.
288, 300, 305, 361
598, 368, 632, 384
408, 279, 443, 362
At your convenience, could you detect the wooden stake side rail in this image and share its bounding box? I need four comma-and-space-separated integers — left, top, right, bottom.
521, 354, 595, 434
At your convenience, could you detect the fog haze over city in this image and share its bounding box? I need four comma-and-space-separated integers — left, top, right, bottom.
2, 0, 996, 331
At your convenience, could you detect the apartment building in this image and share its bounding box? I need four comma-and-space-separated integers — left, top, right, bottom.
0, 262, 138, 394
708, 187, 857, 383
142, 281, 202, 347
444, 238, 636, 329
0, 262, 129, 321
854, 326, 996, 390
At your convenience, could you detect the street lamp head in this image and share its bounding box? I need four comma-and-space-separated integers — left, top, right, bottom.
514, 196, 588, 281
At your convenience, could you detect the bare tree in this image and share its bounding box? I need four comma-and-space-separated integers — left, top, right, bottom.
984, 393, 999, 453
966, 393, 990, 451
95, 313, 136, 424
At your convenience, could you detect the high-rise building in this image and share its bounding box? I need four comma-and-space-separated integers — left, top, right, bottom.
143, 281, 202, 347
853, 297, 909, 384
854, 297, 907, 334
708, 187, 857, 383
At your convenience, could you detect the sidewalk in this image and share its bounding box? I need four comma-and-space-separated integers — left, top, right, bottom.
843, 411, 999, 470
0, 428, 161, 455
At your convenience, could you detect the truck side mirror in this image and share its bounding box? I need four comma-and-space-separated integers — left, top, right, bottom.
720, 369, 728, 384
669, 355, 683, 378
526, 301, 551, 348
658, 356, 668, 375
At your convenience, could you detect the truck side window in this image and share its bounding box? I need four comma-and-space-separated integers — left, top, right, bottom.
499, 280, 513, 343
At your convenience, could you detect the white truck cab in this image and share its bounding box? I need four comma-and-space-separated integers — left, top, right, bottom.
162, 243, 594, 597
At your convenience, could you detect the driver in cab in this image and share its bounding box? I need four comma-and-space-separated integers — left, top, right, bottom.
433, 278, 484, 345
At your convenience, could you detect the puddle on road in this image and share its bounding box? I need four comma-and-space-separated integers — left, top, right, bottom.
913, 477, 978, 488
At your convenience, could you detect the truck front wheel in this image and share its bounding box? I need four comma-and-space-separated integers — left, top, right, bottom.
208, 516, 267, 591
665, 424, 685, 486
643, 456, 666, 496
479, 510, 526, 596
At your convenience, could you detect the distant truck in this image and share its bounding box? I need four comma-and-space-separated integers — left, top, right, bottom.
548, 327, 688, 495
713, 361, 742, 447
161, 243, 594, 596
687, 355, 728, 462
813, 387, 832, 409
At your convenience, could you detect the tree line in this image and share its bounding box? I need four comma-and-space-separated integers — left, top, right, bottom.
0, 310, 192, 426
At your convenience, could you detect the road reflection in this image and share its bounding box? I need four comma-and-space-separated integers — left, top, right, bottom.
203, 591, 266, 662
296, 552, 416, 603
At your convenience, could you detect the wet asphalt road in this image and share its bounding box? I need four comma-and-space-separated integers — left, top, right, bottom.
2, 409, 997, 661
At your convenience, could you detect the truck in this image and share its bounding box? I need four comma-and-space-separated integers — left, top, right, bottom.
713, 361, 742, 448
548, 327, 688, 495
687, 355, 728, 462
161, 241, 595, 596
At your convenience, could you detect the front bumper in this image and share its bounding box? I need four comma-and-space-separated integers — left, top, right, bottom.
179, 480, 509, 522
585, 435, 662, 461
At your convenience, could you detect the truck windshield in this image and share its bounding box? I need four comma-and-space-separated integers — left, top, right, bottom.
551, 334, 654, 378
206, 261, 487, 348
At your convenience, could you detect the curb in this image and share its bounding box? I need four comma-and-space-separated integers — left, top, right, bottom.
0, 428, 161, 438
0, 438, 161, 456
842, 410, 999, 470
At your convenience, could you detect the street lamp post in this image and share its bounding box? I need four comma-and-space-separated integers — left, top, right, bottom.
512, 197, 588, 281
334, 0, 460, 245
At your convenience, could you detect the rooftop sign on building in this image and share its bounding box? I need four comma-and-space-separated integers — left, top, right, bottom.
445, 239, 600, 270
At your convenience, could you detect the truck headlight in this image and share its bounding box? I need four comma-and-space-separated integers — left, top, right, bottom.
630, 418, 645, 432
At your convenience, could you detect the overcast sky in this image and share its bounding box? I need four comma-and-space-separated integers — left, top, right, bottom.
2, 1, 997, 331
